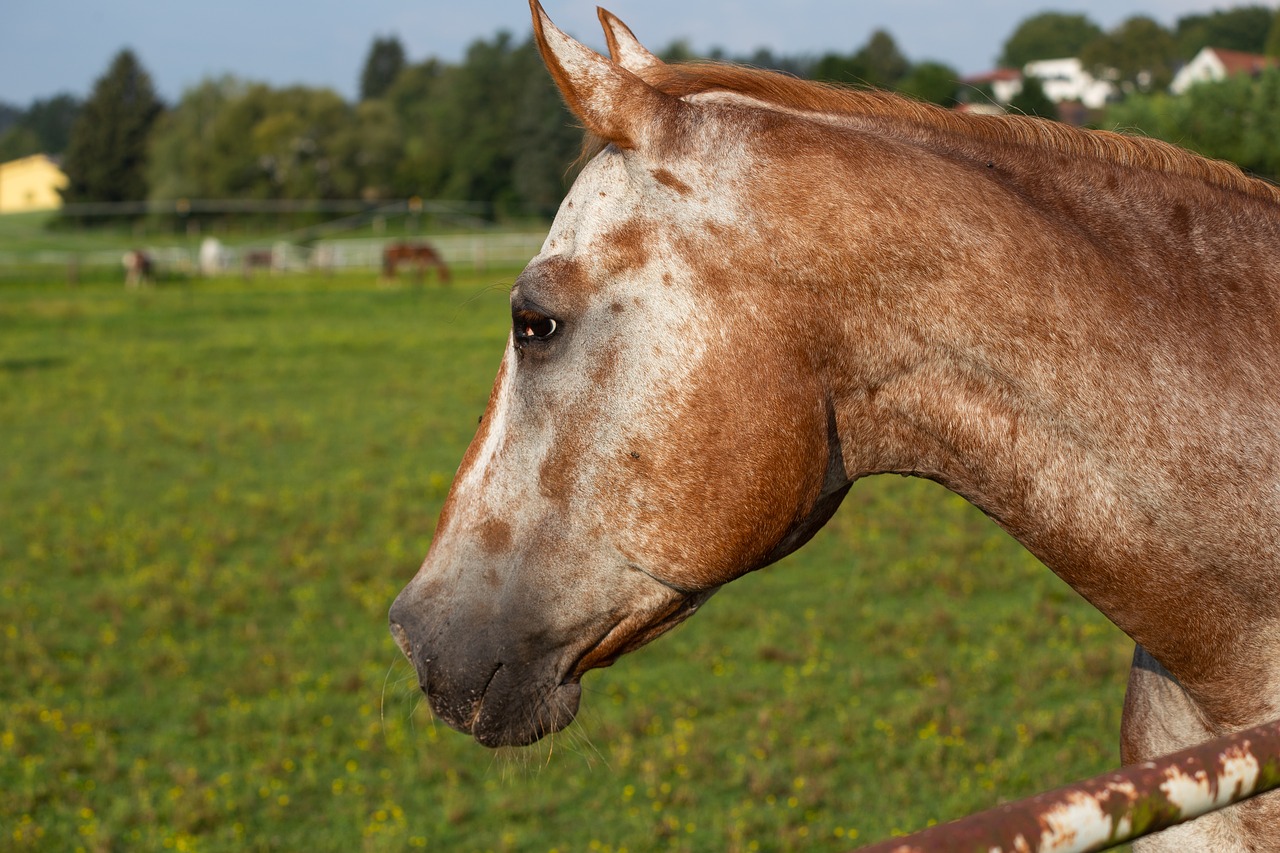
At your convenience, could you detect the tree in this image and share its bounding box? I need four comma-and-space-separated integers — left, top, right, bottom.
854, 30, 910, 89
744, 48, 807, 76
0, 102, 20, 135
657, 40, 697, 64
20, 94, 81, 154
0, 94, 81, 161
1105, 68, 1280, 183
60, 49, 163, 211
383, 60, 447, 197
385, 32, 583, 214
509, 38, 584, 213
1080, 16, 1179, 93
1008, 74, 1057, 119
332, 99, 403, 199
1267, 11, 1280, 58
148, 77, 395, 206
809, 52, 870, 86
896, 61, 961, 106
1176, 6, 1274, 58
359, 35, 407, 101
147, 76, 249, 202
246, 87, 353, 199
432, 32, 530, 208
0, 126, 40, 161
999, 13, 1103, 69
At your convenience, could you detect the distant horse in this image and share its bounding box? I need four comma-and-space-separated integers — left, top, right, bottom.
122, 250, 153, 288
381, 241, 451, 285
241, 248, 274, 280
390, 5, 1280, 849
199, 237, 227, 277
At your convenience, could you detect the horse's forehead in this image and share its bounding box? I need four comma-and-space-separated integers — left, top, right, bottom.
538, 144, 747, 285
538, 150, 648, 263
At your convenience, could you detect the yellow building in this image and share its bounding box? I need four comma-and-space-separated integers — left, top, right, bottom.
0, 154, 68, 213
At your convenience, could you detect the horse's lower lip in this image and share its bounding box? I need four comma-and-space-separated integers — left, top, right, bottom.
390, 611, 583, 747
471, 680, 582, 747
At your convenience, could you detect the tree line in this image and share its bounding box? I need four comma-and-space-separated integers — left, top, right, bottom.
3, 4, 1280, 225
1000, 5, 1280, 93
1004, 6, 1280, 182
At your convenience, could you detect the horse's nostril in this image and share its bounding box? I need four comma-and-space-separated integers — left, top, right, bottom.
389, 620, 414, 662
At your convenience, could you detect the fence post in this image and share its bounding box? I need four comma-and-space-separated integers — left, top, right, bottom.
857, 718, 1280, 853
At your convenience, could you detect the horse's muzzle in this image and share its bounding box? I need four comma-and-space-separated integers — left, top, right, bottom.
388, 594, 585, 747
388, 560, 713, 748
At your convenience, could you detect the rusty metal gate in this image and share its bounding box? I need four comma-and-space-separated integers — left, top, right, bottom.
858, 719, 1280, 852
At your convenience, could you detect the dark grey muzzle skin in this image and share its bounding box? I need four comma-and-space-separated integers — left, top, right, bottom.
388, 554, 715, 748
387, 588, 585, 748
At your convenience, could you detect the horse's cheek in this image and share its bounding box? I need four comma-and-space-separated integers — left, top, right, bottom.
609, 356, 826, 587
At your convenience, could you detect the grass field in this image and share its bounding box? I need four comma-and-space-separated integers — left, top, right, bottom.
0, 269, 1135, 851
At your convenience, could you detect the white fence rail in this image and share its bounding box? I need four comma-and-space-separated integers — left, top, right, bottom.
0, 232, 549, 278
312, 233, 547, 273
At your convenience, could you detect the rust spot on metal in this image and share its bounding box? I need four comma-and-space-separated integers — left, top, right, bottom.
855, 718, 1280, 853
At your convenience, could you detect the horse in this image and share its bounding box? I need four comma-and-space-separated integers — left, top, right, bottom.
122, 249, 153, 288
389, 4, 1280, 848
381, 241, 451, 285
199, 237, 227, 277
241, 248, 275, 280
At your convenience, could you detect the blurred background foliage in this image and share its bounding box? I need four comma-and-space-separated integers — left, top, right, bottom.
5, 4, 1280, 228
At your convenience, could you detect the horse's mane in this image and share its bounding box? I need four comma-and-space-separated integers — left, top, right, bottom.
593, 61, 1280, 206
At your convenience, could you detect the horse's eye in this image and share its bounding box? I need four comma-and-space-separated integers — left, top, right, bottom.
514, 310, 558, 343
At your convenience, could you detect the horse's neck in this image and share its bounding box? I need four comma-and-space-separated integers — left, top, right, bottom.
818, 166, 1280, 714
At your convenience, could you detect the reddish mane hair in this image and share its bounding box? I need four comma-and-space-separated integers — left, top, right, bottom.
581, 61, 1280, 206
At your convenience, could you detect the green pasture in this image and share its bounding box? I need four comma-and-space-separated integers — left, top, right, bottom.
1, 269, 1134, 851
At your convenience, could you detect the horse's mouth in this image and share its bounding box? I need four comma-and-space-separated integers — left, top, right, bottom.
470, 676, 583, 748
570, 589, 716, 677
391, 588, 715, 748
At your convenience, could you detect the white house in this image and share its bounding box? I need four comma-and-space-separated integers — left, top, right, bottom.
963, 68, 1023, 106
1022, 58, 1116, 109
963, 58, 1116, 113
1171, 46, 1278, 95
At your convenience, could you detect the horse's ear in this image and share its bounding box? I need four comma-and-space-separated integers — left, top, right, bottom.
530, 0, 678, 150
597, 7, 662, 73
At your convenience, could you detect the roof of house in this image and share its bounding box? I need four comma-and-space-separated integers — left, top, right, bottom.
1206, 47, 1278, 76
963, 68, 1022, 85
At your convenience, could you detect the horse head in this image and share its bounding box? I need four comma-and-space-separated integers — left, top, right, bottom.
388, 2, 854, 747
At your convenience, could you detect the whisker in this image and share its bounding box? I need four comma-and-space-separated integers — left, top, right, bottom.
556, 694, 610, 771
379, 656, 402, 734
569, 715, 609, 770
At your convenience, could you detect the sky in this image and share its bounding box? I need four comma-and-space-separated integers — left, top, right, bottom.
2, 0, 1275, 107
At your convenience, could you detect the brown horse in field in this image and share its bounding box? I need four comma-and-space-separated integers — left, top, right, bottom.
122, 249, 153, 288
390, 4, 1280, 848
241, 248, 274, 279
381, 241, 451, 284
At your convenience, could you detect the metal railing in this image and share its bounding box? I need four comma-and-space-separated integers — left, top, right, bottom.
858, 718, 1280, 852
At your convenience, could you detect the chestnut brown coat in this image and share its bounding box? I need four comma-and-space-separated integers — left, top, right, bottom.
391, 5, 1280, 848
